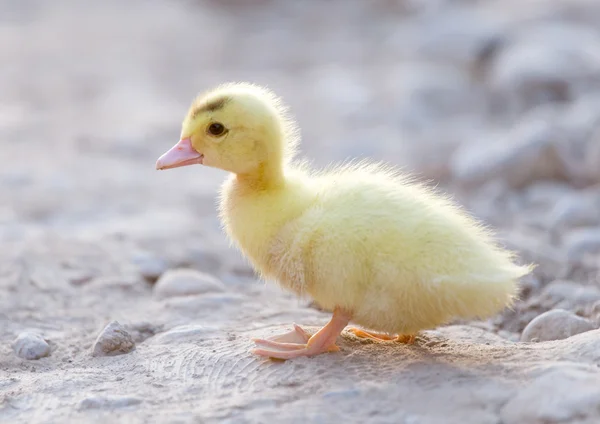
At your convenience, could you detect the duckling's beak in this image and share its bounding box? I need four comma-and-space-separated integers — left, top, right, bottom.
156, 137, 204, 170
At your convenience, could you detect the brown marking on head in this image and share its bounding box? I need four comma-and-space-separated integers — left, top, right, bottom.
191, 96, 231, 118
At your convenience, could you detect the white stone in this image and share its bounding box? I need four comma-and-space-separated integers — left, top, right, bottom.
131, 250, 168, 282
92, 321, 135, 357
153, 268, 225, 299
521, 309, 595, 342
12, 332, 50, 360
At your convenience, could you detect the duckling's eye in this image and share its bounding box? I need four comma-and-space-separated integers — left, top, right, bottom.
207, 122, 226, 137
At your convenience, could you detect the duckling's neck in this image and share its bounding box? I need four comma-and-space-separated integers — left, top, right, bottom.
221, 162, 313, 278
236, 161, 285, 191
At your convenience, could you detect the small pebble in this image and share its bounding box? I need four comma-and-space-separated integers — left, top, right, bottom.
131, 251, 169, 283
154, 268, 225, 299
12, 332, 50, 360
92, 321, 135, 357
521, 309, 595, 342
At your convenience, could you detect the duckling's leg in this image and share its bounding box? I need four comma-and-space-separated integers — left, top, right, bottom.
251, 307, 351, 360
348, 328, 396, 341
396, 334, 416, 344
349, 328, 416, 344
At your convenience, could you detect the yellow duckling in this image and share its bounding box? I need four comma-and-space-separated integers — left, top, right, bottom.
156, 82, 532, 360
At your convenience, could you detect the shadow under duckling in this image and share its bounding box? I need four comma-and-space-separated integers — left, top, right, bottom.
156, 82, 533, 360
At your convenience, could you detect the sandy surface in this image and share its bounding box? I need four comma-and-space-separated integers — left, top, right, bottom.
2, 0, 600, 423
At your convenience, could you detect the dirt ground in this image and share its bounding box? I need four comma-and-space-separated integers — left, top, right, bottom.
2, 0, 600, 423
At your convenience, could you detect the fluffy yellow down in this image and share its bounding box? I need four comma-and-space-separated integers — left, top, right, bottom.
185, 82, 532, 335
221, 160, 531, 334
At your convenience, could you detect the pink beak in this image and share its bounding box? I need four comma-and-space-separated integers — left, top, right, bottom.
155, 137, 204, 170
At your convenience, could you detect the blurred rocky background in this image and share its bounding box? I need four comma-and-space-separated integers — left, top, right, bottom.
1, 0, 600, 423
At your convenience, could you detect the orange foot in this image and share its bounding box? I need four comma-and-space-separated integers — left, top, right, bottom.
396, 334, 416, 344
251, 308, 351, 360
349, 328, 416, 344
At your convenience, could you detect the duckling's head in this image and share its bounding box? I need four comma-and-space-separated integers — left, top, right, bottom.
156, 83, 298, 177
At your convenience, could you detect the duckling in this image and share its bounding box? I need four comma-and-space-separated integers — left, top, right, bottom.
156, 82, 533, 360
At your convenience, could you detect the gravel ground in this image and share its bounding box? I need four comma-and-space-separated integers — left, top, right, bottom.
2, 0, 600, 423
